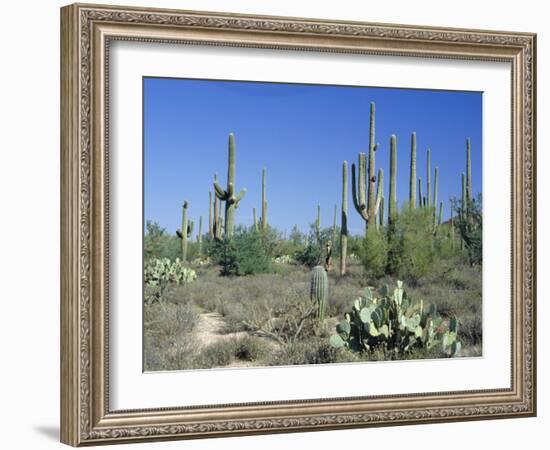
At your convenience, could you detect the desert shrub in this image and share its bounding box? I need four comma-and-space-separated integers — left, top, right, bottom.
268, 338, 346, 366
198, 341, 236, 367
452, 194, 483, 266
208, 227, 271, 276
361, 229, 388, 279
232, 335, 269, 361
294, 225, 335, 268
144, 221, 181, 261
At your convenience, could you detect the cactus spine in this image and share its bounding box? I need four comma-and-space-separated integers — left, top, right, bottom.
261, 168, 267, 232
375, 168, 384, 229
426, 148, 431, 207
213, 133, 247, 238
351, 102, 378, 233
340, 161, 348, 276
389, 135, 398, 224
310, 265, 328, 325
409, 132, 417, 208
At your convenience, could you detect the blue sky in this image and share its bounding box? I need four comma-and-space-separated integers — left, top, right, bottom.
144, 78, 482, 237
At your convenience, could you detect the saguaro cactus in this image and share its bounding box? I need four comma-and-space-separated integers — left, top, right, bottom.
261, 168, 267, 232
212, 174, 221, 239
418, 177, 423, 209
310, 265, 328, 325
351, 102, 379, 233
253, 207, 259, 232
177, 201, 194, 262
426, 148, 431, 208
340, 161, 348, 276
332, 204, 337, 246
375, 168, 384, 229
466, 138, 472, 207
438, 202, 443, 226
388, 135, 398, 224
213, 133, 247, 238
409, 132, 417, 208
316, 204, 321, 243
197, 216, 203, 256
208, 191, 213, 238
433, 166, 439, 225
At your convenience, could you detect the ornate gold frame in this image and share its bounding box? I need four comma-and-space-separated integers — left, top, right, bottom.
60, 3, 537, 446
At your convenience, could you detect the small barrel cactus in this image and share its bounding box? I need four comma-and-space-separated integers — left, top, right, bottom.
310, 265, 328, 324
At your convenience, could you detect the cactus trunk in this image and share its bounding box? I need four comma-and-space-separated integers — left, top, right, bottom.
316, 204, 321, 243
426, 148, 431, 208
261, 168, 267, 232
213, 133, 247, 239
433, 166, 439, 225
388, 135, 398, 224
340, 161, 348, 276
310, 265, 328, 325
367, 102, 376, 231
197, 216, 203, 256
438, 202, 443, 226
332, 204, 337, 246
208, 191, 213, 238
180, 201, 189, 262
253, 207, 258, 232
409, 132, 417, 208
418, 177, 423, 208
466, 138, 472, 208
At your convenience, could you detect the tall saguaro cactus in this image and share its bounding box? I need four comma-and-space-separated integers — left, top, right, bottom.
388, 135, 398, 224
253, 207, 259, 232
332, 204, 337, 246
351, 102, 379, 233
466, 138, 472, 209
316, 204, 321, 243
426, 148, 431, 208
213, 133, 247, 238
418, 177, 423, 209
261, 168, 267, 232
197, 216, 203, 256
208, 191, 213, 238
433, 166, 439, 225
177, 201, 194, 262
409, 132, 417, 208
212, 174, 221, 239
340, 161, 348, 276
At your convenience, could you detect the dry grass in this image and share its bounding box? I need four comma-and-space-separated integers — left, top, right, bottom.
144, 257, 482, 371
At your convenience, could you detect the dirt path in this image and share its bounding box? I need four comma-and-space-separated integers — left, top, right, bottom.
196, 312, 248, 348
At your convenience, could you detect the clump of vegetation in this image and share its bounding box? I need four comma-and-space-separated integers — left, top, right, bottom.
207, 227, 271, 276
330, 280, 461, 358
144, 257, 197, 303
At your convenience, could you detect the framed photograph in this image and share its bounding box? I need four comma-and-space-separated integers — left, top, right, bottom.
60, 3, 537, 446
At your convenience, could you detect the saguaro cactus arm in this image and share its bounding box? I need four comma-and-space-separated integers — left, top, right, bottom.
388, 135, 398, 223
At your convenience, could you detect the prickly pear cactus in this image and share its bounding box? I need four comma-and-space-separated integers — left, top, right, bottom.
310, 265, 328, 324
144, 257, 197, 303
329, 280, 461, 358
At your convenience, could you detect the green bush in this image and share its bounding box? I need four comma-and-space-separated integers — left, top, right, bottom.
452, 194, 483, 266
207, 227, 271, 276
361, 228, 388, 279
